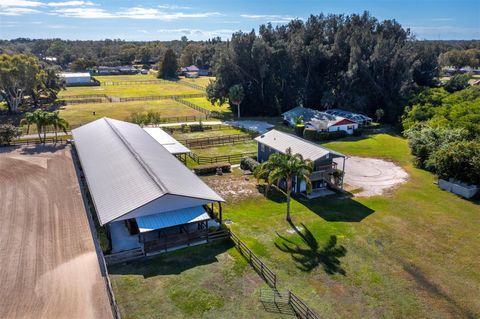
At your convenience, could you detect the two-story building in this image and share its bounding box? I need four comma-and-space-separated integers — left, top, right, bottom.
254, 129, 346, 197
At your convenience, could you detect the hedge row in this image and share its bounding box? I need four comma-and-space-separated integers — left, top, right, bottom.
193, 162, 231, 175
302, 128, 363, 141
240, 156, 259, 171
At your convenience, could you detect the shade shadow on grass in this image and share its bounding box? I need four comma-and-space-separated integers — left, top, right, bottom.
275, 223, 347, 275
298, 194, 374, 222
20, 143, 67, 154
108, 240, 234, 278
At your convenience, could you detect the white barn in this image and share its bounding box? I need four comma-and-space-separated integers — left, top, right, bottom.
72, 118, 224, 255
61, 72, 93, 86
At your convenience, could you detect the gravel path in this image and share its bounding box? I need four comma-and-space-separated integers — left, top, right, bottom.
0, 145, 113, 319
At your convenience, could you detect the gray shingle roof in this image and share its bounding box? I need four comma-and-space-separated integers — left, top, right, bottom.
254, 129, 345, 162
72, 118, 223, 225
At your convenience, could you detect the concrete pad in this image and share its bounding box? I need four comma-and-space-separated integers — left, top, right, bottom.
336, 156, 408, 197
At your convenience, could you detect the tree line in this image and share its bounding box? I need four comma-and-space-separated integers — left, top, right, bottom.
206, 12, 466, 122
0, 37, 225, 71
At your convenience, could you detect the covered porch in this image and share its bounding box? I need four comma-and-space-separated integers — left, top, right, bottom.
109, 204, 224, 255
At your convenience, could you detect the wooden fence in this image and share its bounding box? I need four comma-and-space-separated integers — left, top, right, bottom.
230, 231, 321, 319
180, 134, 253, 148
162, 124, 231, 134
189, 151, 257, 165
230, 231, 277, 288
174, 97, 223, 119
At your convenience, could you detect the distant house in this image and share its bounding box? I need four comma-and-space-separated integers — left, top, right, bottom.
255, 129, 346, 197
282, 106, 359, 135
325, 109, 372, 126
60, 72, 97, 87
180, 65, 209, 77
96, 66, 138, 75
72, 118, 224, 255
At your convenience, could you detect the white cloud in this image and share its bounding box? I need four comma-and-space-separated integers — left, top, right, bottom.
240, 14, 298, 23
51, 7, 112, 18
0, 7, 41, 15
0, 0, 43, 7
47, 1, 95, 6
157, 28, 235, 37
51, 6, 221, 20
157, 4, 191, 10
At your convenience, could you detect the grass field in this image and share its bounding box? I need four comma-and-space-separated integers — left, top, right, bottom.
58, 82, 202, 98
57, 99, 205, 127
202, 132, 480, 318
109, 241, 289, 319
171, 127, 248, 140
191, 141, 257, 157
178, 76, 215, 88
183, 97, 232, 115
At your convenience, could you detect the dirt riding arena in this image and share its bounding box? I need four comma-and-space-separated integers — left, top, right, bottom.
0, 145, 113, 319
338, 156, 409, 197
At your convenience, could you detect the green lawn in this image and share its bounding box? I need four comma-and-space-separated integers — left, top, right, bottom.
191, 140, 257, 157
178, 76, 216, 88
171, 127, 248, 140
109, 241, 289, 319
203, 132, 480, 318
58, 82, 203, 98
58, 99, 204, 127
94, 74, 157, 83
183, 97, 232, 115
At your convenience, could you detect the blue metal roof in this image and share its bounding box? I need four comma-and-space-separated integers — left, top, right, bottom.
135, 206, 210, 232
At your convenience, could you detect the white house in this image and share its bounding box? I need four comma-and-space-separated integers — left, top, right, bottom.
60, 72, 93, 86
72, 118, 224, 255
282, 106, 359, 135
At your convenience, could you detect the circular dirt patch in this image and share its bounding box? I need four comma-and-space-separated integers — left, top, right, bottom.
338, 156, 408, 197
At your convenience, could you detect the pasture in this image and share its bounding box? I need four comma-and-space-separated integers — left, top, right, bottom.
58, 99, 205, 127
109, 241, 289, 319
201, 132, 480, 319
182, 97, 232, 115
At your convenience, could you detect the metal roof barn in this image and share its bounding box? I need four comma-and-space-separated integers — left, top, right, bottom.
255, 129, 345, 162
72, 118, 224, 226
143, 127, 190, 155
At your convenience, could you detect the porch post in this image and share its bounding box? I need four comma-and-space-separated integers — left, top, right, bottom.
341, 156, 346, 190
219, 202, 223, 224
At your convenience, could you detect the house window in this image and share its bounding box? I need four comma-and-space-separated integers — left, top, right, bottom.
347, 125, 353, 129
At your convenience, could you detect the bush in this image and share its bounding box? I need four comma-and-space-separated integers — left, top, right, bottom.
0, 124, 22, 145
316, 131, 329, 141
353, 128, 363, 136
315, 130, 348, 141
240, 156, 259, 171
428, 140, 480, 185
193, 162, 231, 175
303, 128, 316, 140
444, 74, 470, 93
294, 124, 305, 137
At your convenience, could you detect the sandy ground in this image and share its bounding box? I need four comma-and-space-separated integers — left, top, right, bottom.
337, 156, 408, 197
0, 145, 113, 319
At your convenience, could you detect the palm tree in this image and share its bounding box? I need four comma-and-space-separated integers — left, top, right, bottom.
47, 111, 69, 143
20, 109, 49, 142
228, 84, 245, 118
254, 148, 313, 222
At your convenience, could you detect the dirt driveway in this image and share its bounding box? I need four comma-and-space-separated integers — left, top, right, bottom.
336, 156, 408, 197
0, 145, 113, 319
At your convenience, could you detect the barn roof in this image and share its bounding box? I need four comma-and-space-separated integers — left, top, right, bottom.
72, 118, 223, 225
254, 129, 345, 162
143, 127, 191, 155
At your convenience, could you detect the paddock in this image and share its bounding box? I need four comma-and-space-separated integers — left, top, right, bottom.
0, 145, 113, 319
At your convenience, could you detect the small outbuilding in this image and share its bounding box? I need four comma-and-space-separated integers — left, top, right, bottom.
61, 72, 95, 86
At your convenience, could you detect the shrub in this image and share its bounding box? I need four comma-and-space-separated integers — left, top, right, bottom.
315, 130, 348, 141
193, 162, 231, 175
0, 124, 22, 145
353, 128, 363, 136
303, 128, 316, 140
427, 140, 480, 185
294, 124, 305, 137
444, 74, 470, 93
240, 156, 259, 171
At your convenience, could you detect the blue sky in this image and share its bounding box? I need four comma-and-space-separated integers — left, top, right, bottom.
1, 0, 479, 40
